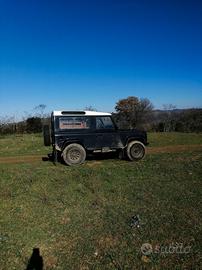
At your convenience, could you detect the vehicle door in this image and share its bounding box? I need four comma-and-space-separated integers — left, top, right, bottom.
95, 116, 122, 150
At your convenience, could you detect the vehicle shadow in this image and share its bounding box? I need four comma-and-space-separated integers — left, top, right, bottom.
42, 152, 121, 164
87, 152, 120, 161
26, 248, 43, 270
41, 154, 53, 162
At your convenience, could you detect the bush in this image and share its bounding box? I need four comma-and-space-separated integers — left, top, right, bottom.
26, 117, 42, 133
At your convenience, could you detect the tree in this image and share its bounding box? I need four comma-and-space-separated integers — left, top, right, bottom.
175, 109, 202, 132
0, 115, 16, 134
162, 104, 177, 132
26, 117, 42, 133
34, 104, 46, 118
115, 96, 153, 129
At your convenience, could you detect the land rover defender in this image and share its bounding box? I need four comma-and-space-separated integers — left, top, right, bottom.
43, 110, 148, 165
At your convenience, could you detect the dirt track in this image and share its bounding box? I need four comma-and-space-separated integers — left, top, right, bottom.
0, 155, 44, 164
147, 144, 202, 154
0, 145, 201, 164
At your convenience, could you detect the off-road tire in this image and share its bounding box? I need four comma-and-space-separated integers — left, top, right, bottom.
62, 143, 86, 166
126, 141, 145, 161
43, 125, 51, 146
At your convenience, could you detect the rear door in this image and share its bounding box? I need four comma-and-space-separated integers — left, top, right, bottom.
55, 116, 95, 149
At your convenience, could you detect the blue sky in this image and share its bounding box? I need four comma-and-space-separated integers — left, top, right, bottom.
0, 0, 202, 118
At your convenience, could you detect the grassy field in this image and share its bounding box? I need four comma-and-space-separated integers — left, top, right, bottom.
0, 133, 201, 269
0, 133, 51, 157
0, 132, 202, 157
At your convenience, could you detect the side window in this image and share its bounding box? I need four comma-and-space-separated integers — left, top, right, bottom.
59, 117, 91, 130
96, 117, 115, 129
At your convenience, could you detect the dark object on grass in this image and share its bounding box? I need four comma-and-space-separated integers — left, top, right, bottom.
130, 215, 140, 228
26, 248, 43, 270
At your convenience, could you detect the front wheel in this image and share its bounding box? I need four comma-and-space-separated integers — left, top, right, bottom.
62, 143, 86, 166
126, 141, 145, 161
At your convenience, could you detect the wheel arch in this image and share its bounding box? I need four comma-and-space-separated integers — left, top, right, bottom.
126, 137, 145, 147
61, 139, 85, 154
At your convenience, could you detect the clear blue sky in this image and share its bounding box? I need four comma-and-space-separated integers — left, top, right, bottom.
0, 0, 202, 118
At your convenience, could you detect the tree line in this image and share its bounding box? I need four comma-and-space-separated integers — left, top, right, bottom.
0, 98, 201, 135
114, 97, 202, 132
0, 104, 49, 135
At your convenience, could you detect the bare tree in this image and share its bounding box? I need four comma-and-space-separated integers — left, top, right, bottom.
0, 115, 16, 134
162, 104, 177, 132
34, 104, 47, 118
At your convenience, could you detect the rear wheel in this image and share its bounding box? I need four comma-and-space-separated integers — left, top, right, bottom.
126, 141, 145, 161
62, 143, 86, 166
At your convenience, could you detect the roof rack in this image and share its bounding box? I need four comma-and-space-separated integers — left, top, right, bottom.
53, 111, 111, 116
61, 111, 85, 115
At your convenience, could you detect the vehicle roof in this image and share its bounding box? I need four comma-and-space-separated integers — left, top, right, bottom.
52, 110, 111, 116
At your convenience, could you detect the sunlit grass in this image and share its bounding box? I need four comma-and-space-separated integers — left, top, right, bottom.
0, 132, 202, 157
0, 150, 201, 269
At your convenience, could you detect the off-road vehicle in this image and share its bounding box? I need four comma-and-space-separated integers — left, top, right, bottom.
43, 110, 148, 166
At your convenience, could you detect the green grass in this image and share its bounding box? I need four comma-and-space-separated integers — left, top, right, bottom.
0, 136, 202, 269
0, 133, 51, 157
148, 132, 202, 147
0, 132, 202, 157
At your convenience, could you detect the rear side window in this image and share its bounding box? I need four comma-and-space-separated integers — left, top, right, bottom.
58, 116, 91, 130
96, 116, 115, 129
